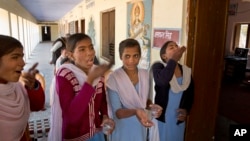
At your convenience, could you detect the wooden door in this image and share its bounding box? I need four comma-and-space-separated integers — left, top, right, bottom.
81, 19, 85, 33
185, 0, 229, 140
75, 20, 79, 33
102, 9, 115, 62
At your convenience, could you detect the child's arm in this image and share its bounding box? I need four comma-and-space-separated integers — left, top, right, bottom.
26, 80, 45, 111
19, 63, 45, 111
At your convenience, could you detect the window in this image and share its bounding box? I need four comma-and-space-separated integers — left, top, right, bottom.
233, 23, 250, 49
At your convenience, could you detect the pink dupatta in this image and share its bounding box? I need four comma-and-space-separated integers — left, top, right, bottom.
0, 82, 30, 141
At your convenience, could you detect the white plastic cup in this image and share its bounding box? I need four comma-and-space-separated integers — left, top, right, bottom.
102, 123, 112, 135
150, 107, 158, 118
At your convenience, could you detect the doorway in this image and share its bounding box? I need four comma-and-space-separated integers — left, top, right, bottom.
215, 2, 250, 141
81, 19, 85, 33
75, 20, 79, 33
101, 9, 115, 63
41, 26, 51, 41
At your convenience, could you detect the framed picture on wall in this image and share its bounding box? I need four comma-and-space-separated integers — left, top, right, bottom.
153, 28, 181, 49
127, 0, 152, 69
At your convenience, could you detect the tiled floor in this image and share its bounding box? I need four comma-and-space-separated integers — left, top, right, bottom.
29, 118, 50, 140
26, 42, 54, 141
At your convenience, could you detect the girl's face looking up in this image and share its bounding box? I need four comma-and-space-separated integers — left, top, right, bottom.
0, 48, 25, 83
162, 41, 179, 62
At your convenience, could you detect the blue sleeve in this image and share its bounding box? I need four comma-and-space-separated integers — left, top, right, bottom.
107, 87, 123, 118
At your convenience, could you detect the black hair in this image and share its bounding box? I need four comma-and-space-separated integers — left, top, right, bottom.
0, 35, 23, 58
160, 40, 175, 62
52, 37, 66, 46
60, 57, 73, 65
119, 38, 141, 59
66, 33, 92, 52
51, 37, 67, 65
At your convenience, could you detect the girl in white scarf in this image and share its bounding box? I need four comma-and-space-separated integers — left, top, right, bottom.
106, 38, 162, 141
48, 33, 115, 141
0, 35, 45, 141
152, 41, 194, 141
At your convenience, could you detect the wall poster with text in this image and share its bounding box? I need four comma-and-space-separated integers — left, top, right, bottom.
153, 28, 181, 49
127, 0, 152, 69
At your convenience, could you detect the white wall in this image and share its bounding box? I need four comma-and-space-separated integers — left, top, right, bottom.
0, 0, 40, 61
59, 0, 188, 69
0, 8, 10, 36
151, 0, 187, 64
10, 13, 19, 40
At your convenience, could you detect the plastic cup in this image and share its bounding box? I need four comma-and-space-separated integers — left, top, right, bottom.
102, 123, 112, 135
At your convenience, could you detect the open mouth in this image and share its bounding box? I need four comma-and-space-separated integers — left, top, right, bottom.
87, 58, 94, 64
15, 70, 22, 74
89, 58, 94, 62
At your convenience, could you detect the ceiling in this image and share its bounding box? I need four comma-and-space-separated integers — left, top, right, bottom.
18, 0, 83, 22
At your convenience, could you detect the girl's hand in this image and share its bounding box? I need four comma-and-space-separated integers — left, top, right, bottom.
135, 109, 154, 128
176, 108, 187, 122
149, 104, 163, 118
101, 116, 115, 135
169, 46, 186, 62
19, 63, 39, 89
87, 60, 113, 84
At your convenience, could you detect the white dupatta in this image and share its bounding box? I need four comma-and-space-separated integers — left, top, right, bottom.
106, 67, 148, 109
161, 62, 191, 93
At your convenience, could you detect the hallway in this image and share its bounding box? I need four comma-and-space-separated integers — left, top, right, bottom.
25, 41, 54, 140
1, 0, 245, 140
26, 42, 249, 141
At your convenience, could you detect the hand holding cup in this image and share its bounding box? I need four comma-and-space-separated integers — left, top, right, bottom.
176, 108, 187, 122
101, 117, 115, 135
148, 104, 163, 118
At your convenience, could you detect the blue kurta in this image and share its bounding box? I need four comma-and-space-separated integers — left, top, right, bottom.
87, 132, 105, 141
107, 83, 147, 141
158, 77, 185, 141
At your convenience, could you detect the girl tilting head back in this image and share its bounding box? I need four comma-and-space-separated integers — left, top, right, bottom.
151, 40, 194, 141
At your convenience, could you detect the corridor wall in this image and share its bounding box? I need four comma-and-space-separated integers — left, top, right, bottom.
0, 0, 39, 61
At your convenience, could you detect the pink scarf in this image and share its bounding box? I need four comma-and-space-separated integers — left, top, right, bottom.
0, 82, 30, 141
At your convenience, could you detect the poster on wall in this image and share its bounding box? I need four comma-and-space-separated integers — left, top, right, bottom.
127, 0, 152, 69
153, 28, 181, 49
88, 16, 96, 45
